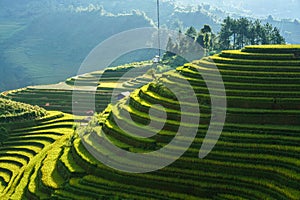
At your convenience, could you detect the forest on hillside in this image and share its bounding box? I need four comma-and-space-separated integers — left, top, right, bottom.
0, 0, 299, 91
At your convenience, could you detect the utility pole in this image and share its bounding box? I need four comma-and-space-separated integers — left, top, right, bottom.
157, 0, 161, 59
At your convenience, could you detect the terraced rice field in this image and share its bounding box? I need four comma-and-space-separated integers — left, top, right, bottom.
74, 45, 300, 199
0, 45, 300, 199
0, 110, 78, 199
1, 61, 154, 115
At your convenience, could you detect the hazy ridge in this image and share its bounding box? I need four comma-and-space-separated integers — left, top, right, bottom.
0, 0, 299, 91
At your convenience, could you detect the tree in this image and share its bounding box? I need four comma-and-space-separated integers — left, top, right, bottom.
210, 32, 217, 50
236, 18, 250, 48
196, 34, 204, 47
253, 20, 263, 44
203, 33, 210, 50
185, 26, 197, 40
219, 16, 232, 50
271, 27, 285, 44
230, 18, 238, 49
201, 24, 212, 34
198, 24, 212, 51
248, 21, 256, 45
218, 16, 286, 50
262, 22, 273, 44
163, 26, 204, 64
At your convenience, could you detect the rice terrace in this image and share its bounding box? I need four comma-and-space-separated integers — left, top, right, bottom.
1, 0, 300, 200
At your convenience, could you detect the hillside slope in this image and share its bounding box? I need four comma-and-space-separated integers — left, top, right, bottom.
1, 45, 300, 199
2, 61, 156, 115
0, 98, 46, 123
72, 45, 300, 199
0, 9, 153, 91
0, 99, 78, 199
2, 0, 300, 91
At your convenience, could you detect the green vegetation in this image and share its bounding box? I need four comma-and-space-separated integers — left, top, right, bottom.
2, 0, 300, 92
0, 98, 46, 123
71, 44, 299, 199
1, 45, 300, 199
219, 17, 285, 50
1, 61, 156, 115
163, 18, 286, 66
0, 4, 155, 91
0, 109, 76, 198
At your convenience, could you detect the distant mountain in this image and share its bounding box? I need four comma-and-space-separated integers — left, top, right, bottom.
0, 0, 219, 91
0, 0, 299, 91
172, 0, 300, 44
174, 0, 300, 20
0, 3, 153, 91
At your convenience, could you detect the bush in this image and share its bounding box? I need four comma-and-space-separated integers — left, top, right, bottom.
0, 98, 46, 123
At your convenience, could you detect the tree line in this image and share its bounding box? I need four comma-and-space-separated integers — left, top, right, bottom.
164, 16, 286, 59
219, 17, 285, 50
